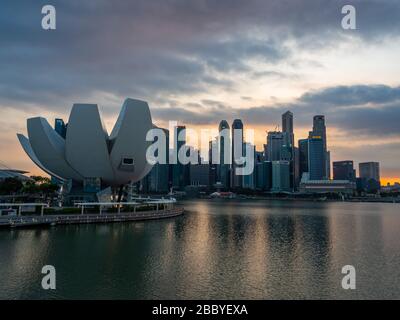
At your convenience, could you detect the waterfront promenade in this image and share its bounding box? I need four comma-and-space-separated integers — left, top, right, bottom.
0, 207, 184, 228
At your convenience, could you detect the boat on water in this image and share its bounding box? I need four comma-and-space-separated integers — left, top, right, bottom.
209, 191, 237, 199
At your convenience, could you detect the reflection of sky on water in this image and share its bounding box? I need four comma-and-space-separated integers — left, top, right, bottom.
0, 229, 51, 298
0, 200, 399, 299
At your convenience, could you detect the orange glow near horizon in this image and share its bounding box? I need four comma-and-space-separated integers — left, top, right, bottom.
381, 178, 400, 186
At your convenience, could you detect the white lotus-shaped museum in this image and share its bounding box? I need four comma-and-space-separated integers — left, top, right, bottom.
17, 98, 154, 187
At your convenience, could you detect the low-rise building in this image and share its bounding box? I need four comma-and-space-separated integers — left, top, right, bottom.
300, 173, 355, 194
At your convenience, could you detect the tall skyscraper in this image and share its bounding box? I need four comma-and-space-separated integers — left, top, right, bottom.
242, 143, 256, 189
172, 125, 187, 189
256, 161, 272, 191
293, 146, 300, 188
282, 111, 295, 189
282, 111, 294, 147
280, 134, 292, 161
271, 160, 291, 192
231, 119, 243, 189
311, 115, 330, 179
175, 125, 186, 155
209, 139, 218, 187
218, 120, 230, 188
148, 128, 170, 193
359, 162, 380, 184
54, 118, 67, 139
219, 120, 229, 131
327, 151, 331, 179
333, 160, 356, 181
266, 131, 285, 161
267, 127, 294, 190
308, 136, 325, 180
312, 115, 326, 150
149, 161, 170, 193
190, 164, 210, 186
298, 138, 308, 181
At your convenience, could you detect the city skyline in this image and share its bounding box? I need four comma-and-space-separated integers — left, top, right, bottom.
1, 1, 400, 184
5, 108, 396, 186
10, 106, 390, 193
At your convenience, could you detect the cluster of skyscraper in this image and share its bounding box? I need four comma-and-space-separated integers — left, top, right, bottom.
261, 113, 331, 192
53, 112, 381, 195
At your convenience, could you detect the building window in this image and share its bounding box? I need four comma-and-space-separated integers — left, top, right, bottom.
119, 157, 135, 172
123, 158, 134, 165
83, 177, 101, 193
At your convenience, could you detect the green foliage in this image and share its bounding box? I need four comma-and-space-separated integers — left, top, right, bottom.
38, 182, 58, 194
0, 177, 23, 195
21, 180, 36, 194
30, 176, 52, 184
0, 175, 58, 198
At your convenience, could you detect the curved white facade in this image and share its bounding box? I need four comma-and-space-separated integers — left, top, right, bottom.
65, 104, 115, 184
17, 133, 63, 180
109, 99, 154, 184
27, 117, 83, 181
17, 98, 154, 187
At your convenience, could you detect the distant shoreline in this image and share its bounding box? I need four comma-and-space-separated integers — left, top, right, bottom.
181, 196, 400, 204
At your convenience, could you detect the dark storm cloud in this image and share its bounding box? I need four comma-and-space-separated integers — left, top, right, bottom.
328, 103, 400, 136
236, 85, 400, 137
1, 0, 400, 111
299, 85, 400, 107
150, 84, 400, 138
0, 0, 287, 109
185, 38, 289, 73
291, 85, 400, 136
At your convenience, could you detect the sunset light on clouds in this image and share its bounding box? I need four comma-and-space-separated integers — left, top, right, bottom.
1, 0, 400, 185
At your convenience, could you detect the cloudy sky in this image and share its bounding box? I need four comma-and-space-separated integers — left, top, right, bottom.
1, 0, 400, 184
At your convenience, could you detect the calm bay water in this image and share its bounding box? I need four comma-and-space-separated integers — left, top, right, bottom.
0, 200, 400, 299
